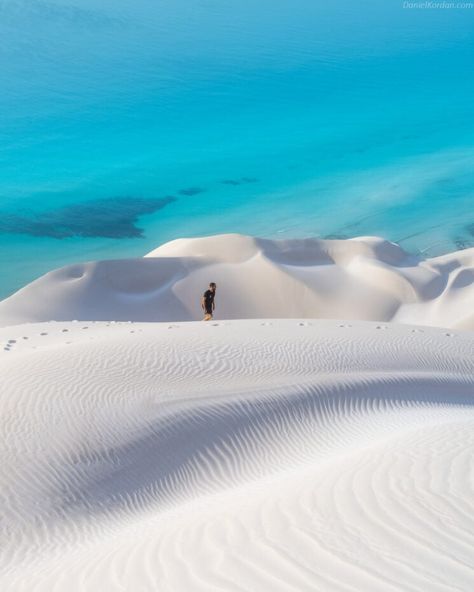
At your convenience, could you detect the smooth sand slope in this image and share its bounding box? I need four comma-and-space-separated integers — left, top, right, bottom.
1, 318, 473, 591
0, 234, 473, 329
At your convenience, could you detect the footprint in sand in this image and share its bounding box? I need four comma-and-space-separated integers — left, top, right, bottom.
445, 332, 454, 337
261, 322, 273, 326
62, 329, 68, 333
411, 328, 424, 333
338, 324, 352, 328
22, 336, 28, 340
298, 322, 312, 327
40, 332, 48, 336
8, 339, 16, 343
375, 325, 388, 330
82, 327, 89, 330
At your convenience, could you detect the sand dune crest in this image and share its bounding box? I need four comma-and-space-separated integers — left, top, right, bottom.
0, 234, 472, 329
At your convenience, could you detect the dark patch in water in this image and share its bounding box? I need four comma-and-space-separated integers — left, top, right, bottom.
323, 233, 349, 240
221, 177, 259, 186
454, 238, 473, 250
465, 223, 474, 237
0, 196, 175, 239
434, 177, 455, 188
178, 187, 204, 196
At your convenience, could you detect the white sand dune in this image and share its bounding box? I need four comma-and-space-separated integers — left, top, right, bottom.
0, 320, 473, 590
0, 234, 472, 329
1, 235, 473, 590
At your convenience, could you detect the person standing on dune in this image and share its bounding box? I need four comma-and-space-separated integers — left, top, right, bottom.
201, 282, 217, 321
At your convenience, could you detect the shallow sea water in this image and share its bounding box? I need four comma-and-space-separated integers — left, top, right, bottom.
0, 0, 473, 298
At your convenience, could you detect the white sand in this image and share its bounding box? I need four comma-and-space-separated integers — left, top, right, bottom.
0, 234, 472, 329
1, 235, 473, 590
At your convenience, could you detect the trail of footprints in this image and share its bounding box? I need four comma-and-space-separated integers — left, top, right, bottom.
1, 320, 456, 353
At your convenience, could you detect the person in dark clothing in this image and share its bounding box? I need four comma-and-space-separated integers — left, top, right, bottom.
201, 282, 217, 320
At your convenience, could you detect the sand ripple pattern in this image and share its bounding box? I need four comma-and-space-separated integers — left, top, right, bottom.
0, 320, 473, 590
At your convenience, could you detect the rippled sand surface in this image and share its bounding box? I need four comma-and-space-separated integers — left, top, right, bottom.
1, 319, 473, 591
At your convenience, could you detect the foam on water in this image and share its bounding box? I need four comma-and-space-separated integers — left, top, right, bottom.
0, 0, 473, 298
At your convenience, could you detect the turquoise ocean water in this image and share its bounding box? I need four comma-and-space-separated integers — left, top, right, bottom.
1, 0, 473, 299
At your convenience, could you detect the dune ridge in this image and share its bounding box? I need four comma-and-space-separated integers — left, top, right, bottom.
0, 233, 472, 329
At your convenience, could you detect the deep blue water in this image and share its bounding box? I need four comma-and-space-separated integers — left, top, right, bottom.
1, 0, 473, 299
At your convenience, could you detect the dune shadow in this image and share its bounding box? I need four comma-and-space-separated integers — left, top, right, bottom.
54, 372, 473, 524
45, 257, 200, 322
